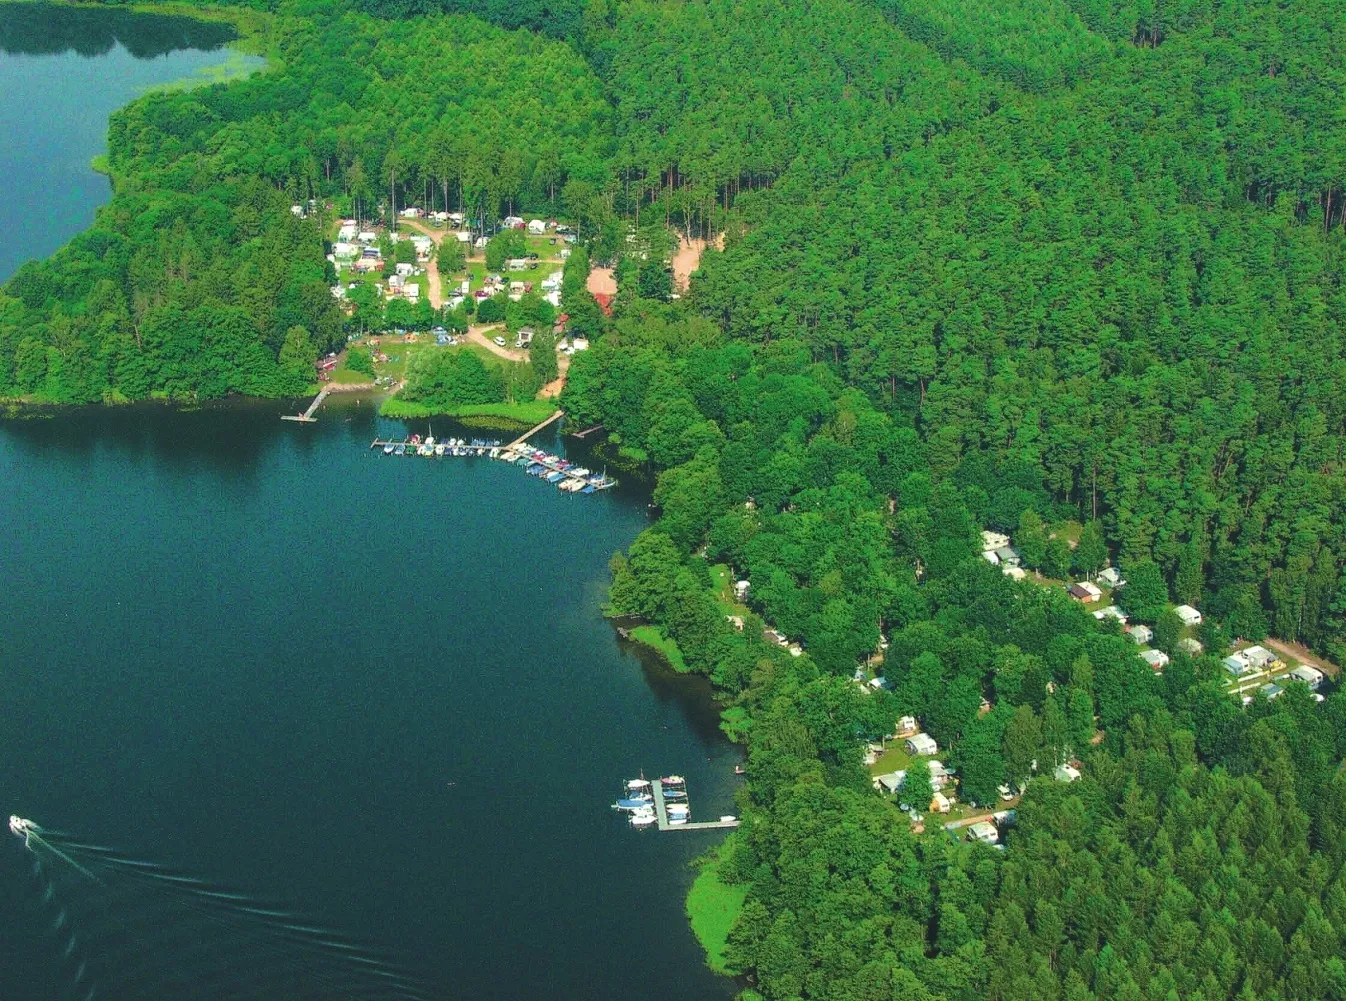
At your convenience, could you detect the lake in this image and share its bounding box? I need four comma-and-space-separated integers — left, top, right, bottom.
0, 398, 742, 1001
0, 4, 259, 282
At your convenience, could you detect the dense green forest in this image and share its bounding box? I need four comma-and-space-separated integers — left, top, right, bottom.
10, 0, 1346, 996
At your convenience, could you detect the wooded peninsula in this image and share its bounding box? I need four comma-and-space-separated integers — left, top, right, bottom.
7, 0, 1346, 998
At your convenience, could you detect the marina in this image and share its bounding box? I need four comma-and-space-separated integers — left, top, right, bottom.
612, 775, 741, 832
369, 424, 617, 493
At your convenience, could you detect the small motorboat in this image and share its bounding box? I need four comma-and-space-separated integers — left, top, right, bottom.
734, 765, 746, 775
434, 444, 445, 456
630, 810, 657, 828
383, 443, 394, 455
394, 444, 406, 456
660, 775, 686, 786
626, 778, 652, 791
613, 795, 653, 811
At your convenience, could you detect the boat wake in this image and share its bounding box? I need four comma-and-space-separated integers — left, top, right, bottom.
9, 815, 430, 1001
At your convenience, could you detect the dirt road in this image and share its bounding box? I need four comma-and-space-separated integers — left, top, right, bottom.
1263, 637, 1340, 677
671, 233, 724, 291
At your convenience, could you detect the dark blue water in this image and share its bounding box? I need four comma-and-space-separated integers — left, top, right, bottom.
0, 398, 739, 1001
0, 5, 258, 281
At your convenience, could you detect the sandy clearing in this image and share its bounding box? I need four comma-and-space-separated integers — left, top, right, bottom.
671, 233, 724, 291
586, 266, 616, 296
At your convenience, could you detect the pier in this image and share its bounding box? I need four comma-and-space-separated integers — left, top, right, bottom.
506, 409, 564, 449
650, 781, 740, 832
281, 386, 331, 423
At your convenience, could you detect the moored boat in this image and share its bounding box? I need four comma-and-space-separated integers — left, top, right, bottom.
383, 443, 394, 455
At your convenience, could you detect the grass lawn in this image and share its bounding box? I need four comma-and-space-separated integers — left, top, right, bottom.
709, 564, 750, 618
869, 742, 913, 777
627, 625, 690, 673
686, 851, 748, 975
379, 398, 554, 423
331, 366, 373, 384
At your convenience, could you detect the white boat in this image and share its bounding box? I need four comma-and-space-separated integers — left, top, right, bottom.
434, 444, 445, 456
626, 778, 651, 791
630, 809, 657, 827
719, 815, 738, 823
660, 775, 686, 786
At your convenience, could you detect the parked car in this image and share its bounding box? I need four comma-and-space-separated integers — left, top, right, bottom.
493, 336, 506, 347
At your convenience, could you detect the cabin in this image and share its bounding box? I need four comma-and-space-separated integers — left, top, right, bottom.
395, 262, 415, 277
1174, 604, 1202, 626
399, 207, 423, 219
1178, 637, 1204, 655
930, 792, 951, 814
995, 546, 1022, 568
338, 223, 357, 241
333, 242, 359, 260
1094, 605, 1127, 624
527, 219, 547, 234
1258, 683, 1284, 701
1287, 665, 1324, 690
1002, 566, 1026, 580
1140, 649, 1169, 671
928, 760, 955, 790
982, 550, 1001, 566
905, 733, 938, 756
1127, 624, 1153, 645
503, 215, 525, 229
456, 231, 473, 244
874, 771, 906, 796
508, 258, 529, 272
967, 821, 999, 845
763, 629, 788, 647
358, 230, 377, 243
1098, 567, 1124, 588
1068, 582, 1103, 603
895, 715, 918, 737
1054, 763, 1081, 783
1224, 652, 1253, 676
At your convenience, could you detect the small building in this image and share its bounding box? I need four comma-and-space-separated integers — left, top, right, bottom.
928, 760, 955, 790
358, 230, 377, 243
930, 792, 951, 814
571, 337, 589, 351
456, 231, 473, 244
763, 629, 788, 647
404, 284, 419, 300
1140, 649, 1170, 671
395, 262, 415, 277
1224, 652, 1253, 676
1258, 683, 1284, 701
895, 716, 918, 737
1003, 566, 1026, 581
1098, 567, 1125, 588
1068, 582, 1103, 603
1174, 604, 1202, 626
1178, 637, 1204, 655
333, 242, 359, 259
337, 223, 357, 241
734, 580, 750, 598
502, 215, 524, 229
967, 821, 999, 845
874, 771, 906, 796
905, 733, 938, 756
982, 550, 1001, 566
1288, 665, 1324, 690
981, 530, 1010, 552
508, 258, 529, 272
787, 643, 804, 658
1240, 645, 1278, 670
1127, 624, 1154, 645
527, 218, 547, 234
868, 676, 891, 691
995, 546, 1022, 568
399, 206, 423, 218
1094, 605, 1127, 624
1054, 763, 1081, 783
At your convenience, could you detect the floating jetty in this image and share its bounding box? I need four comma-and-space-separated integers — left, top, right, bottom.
614, 775, 740, 832
369, 426, 616, 493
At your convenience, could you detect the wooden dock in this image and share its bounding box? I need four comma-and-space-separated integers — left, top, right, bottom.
506, 409, 564, 449
651, 781, 740, 832
281, 386, 331, 422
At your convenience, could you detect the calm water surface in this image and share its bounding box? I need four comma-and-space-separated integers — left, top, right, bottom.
0, 399, 740, 1000
0, 5, 257, 281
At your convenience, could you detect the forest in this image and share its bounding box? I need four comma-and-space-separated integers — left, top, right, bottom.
9, 0, 1346, 996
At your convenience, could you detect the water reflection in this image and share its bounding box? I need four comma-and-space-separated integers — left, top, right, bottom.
0, 4, 236, 58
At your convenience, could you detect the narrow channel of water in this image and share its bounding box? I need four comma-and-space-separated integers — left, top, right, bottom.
0, 397, 740, 1001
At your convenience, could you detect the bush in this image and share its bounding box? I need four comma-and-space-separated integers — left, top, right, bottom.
345, 346, 375, 377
